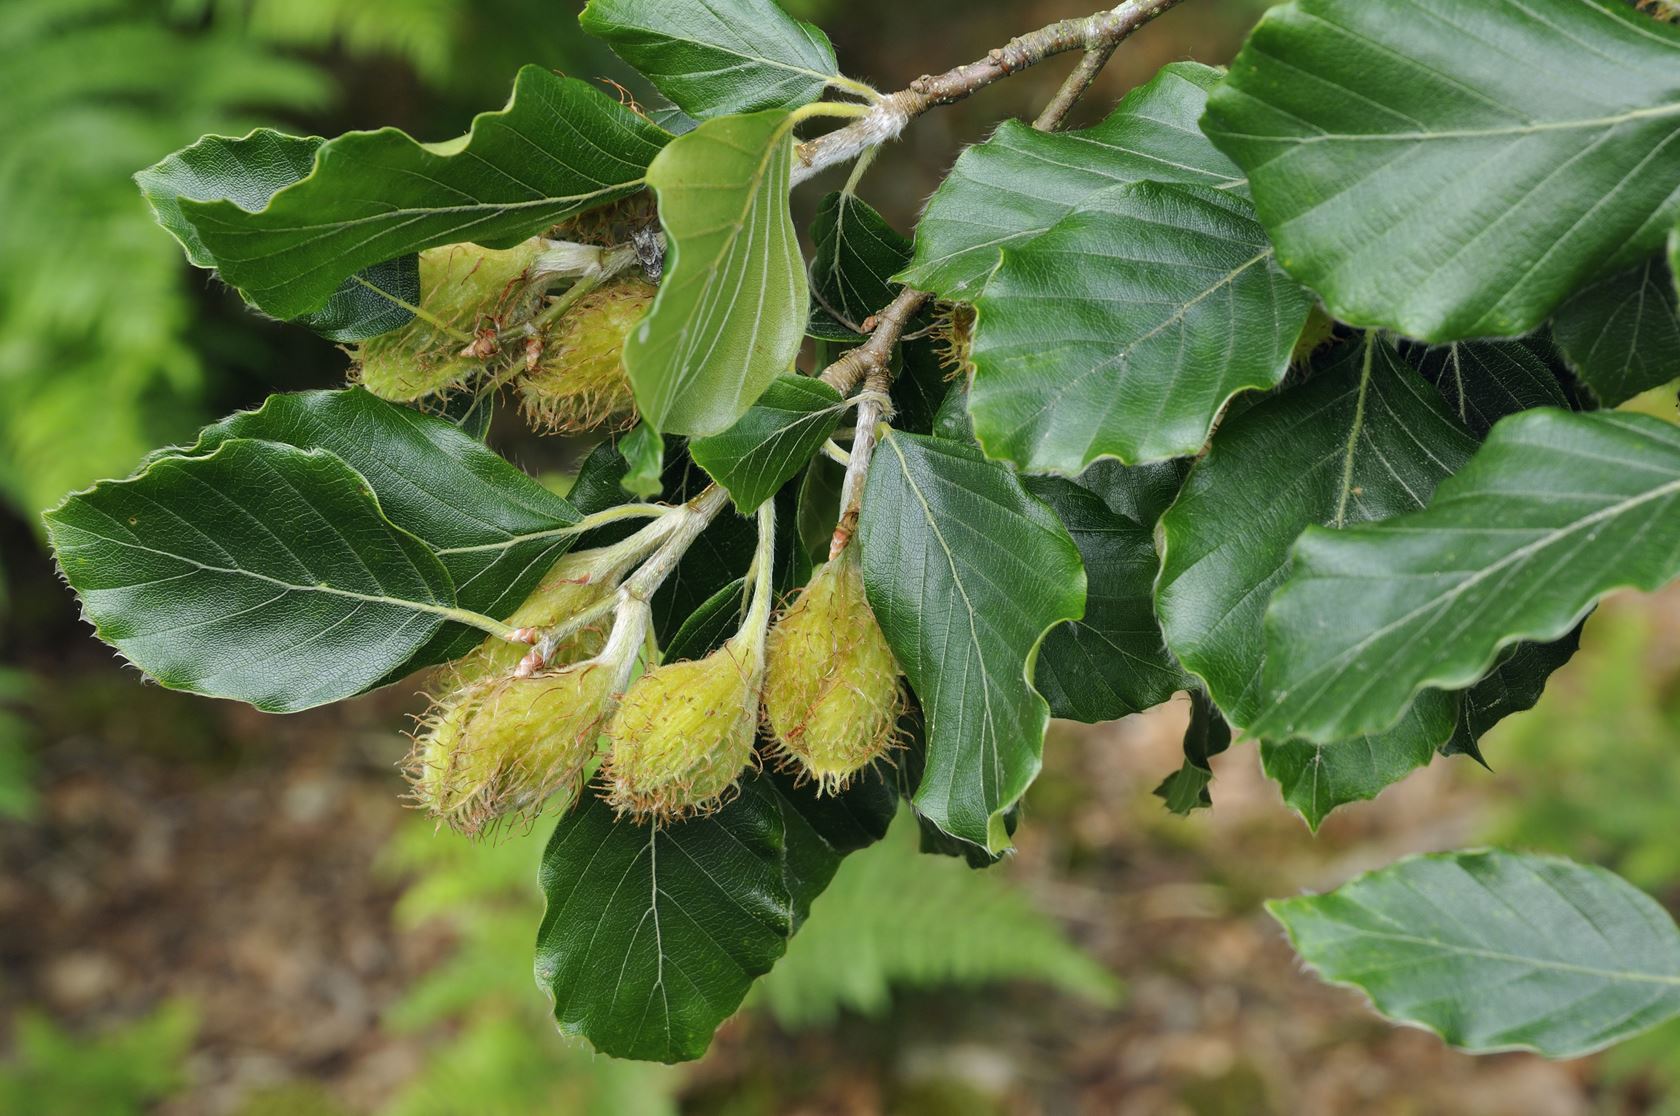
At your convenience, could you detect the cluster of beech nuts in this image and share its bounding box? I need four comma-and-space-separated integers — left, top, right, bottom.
377, 237, 902, 835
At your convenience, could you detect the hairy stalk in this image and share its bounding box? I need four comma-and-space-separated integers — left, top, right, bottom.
589, 484, 733, 690
818, 287, 928, 556
791, 0, 1188, 186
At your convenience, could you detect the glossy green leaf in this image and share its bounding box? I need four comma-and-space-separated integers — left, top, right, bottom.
1259, 693, 1458, 831
535, 769, 893, 1062
580, 0, 842, 119
535, 781, 793, 1063
1257, 410, 1680, 744
45, 439, 458, 713
629, 109, 806, 435
1553, 256, 1680, 406
1026, 462, 1187, 723
1155, 339, 1489, 826
899, 62, 1245, 301
1203, 0, 1680, 340
859, 430, 1085, 850
1442, 629, 1584, 763
690, 376, 844, 514
135, 128, 417, 341
1155, 691, 1233, 815
1401, 338, 1576, 439
167, 68, 669, 320
188, 389, 581, 667
1270, 849, 1680, 1057
1157, 338, 1478, 730
971, 181, 1313, 471
808, 191, 914, 341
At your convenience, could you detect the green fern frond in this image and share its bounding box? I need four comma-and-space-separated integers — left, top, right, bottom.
756, 815, 1121, 1030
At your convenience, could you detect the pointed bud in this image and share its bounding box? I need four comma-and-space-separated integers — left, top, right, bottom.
604, 640, 761, 822
763, 551, 901, 793
354, 238, 546, 402
519, 278, 654, 434
407, 662, 613, 837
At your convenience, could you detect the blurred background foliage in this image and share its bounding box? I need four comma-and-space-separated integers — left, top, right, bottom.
2, 1, 1678, 1114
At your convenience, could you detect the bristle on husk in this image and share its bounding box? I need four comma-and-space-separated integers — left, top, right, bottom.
448, 549, 619, 683
604, 642, 761, 823
407, 663, 613, 837
519, 278, 654, 433
763, 549, 901, 794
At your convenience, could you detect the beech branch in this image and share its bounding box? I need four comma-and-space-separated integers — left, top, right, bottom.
791, 0, 1187, 187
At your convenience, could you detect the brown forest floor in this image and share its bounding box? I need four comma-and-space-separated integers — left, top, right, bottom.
5, 615, 1669, 1115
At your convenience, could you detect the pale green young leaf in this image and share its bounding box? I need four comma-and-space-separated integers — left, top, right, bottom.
1271, 849, 1680, 1057
580, 0, 843, 119
971, 181, 1312, 471
628, 109, 806, 435
1203, 0, 1680, 340
899, 62, 1244, 301
45, 439, 458, 713
168, 68, 670, 320
1256, 410, 1680, 744
689, 376, 845, 513
1553, 256, 1680, 406
859, 430, 1085, 851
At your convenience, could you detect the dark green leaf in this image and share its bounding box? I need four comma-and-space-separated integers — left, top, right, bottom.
535, 780, 793, 1063
580, 0, 843, 118
795, 454, 844, 561
890, 341, 955, 438
535, 764, 893, 1062
1156, 338, 1487, 825
971, 181, 1313, 470
662, 577, 746, 661
808, 192, 914, 341
135, 129, 417, 341
689, 376, 845, 513
188, 389, 581, 667
1442, 628, 1584, 763
1401, 338, 1576, 439
46, 439, 458, 712
1203, 0, 1680, 340
1026, 463, 1186, 723
164, 68, 669, 320
1259, 693, 1457, 831
1270, 849, 1680, 1057
1257, 410, 1680, 744
1553, 256, 1680, 406
899, 62, 1244, 300
860, 430, 1085, 850
1157, 337, 1478, 729
1155, 691, 1233, 815
629, 109, 806, 435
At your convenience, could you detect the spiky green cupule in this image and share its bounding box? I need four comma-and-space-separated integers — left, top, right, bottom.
603, 633, 764, 823
518, 278, 655, 433
406, 662, 614, 837
603, 500, 775, 822
353, 238, 547, 402
763, 546, 902, 793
